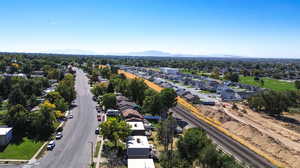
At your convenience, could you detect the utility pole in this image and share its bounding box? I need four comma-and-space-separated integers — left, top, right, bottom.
89, 141, 94, 167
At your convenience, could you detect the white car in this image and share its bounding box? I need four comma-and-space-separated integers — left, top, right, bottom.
47, 141, 55, 150
56, 132, 63, 139
69, 114, 73, 119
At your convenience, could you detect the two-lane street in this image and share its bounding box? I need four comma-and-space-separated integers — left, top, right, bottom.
37, 68, 98, 168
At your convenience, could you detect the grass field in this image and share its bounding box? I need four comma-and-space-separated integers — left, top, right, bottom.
0, 137, 43, 160
240, 76, 296, 91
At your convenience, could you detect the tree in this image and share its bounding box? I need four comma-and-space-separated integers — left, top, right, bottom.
177, 128, 211, 163
295, 80, 300, 90
56, 74, 76, 103
210, 69, 220, 79
46, 91, 63, 103
142, 93, 163, 115
31, 101, 56, 139
107, 82, 114, 93
159, 88, 177, 118
102, 93, 116, 109
157, 115, 177, 152
160, 88, 177, 109
8, 85, 27, 106
91, 82, 107, 97
100, 118, 131, 147
6, 104, 29, 136
127, 78, 147, 105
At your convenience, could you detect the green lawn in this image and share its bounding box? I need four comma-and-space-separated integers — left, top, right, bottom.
0, 137, 43, 160
239, 76, 296, 91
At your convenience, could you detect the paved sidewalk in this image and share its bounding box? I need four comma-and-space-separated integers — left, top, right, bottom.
95, 136, 104, 168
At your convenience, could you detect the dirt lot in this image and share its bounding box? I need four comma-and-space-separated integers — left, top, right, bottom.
197, 104, 300, 168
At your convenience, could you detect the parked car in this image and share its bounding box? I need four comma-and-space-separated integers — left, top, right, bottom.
95, 127, 100, 134
47, 141, 55, 150
97, 114, 102, 121
69, 113, 73, 119
56, 132, 63, 139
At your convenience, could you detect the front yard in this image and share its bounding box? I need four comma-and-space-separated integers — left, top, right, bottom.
0, 137, 43, 160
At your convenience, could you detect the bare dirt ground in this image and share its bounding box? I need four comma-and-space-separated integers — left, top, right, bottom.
196, 103, 300, 168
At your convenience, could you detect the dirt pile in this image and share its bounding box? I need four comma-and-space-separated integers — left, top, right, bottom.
197, 104, 300, 168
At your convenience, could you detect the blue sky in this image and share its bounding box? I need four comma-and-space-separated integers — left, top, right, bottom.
0, 0, 300, 57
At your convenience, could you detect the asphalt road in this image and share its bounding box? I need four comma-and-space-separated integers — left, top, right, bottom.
171, 105, 276, 168
36, 68, 98, 168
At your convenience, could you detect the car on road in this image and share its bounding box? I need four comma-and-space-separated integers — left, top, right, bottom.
69, 113, 73, 119
97, 114, 102, 121
47, 141, 55, 150
56, 132, 63, 139
95, 127, 100, 134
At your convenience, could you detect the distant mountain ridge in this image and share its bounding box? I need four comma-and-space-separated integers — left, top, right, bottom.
44, 49, 245, 58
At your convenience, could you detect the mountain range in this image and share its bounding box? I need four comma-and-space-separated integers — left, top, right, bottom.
44, 49, 245, 58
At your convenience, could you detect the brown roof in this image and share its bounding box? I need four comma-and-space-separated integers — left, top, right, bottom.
121, 109, 143, 119
125, 117, 144, 122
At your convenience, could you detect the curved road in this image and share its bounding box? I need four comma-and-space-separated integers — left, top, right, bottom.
37, 68, 98, 168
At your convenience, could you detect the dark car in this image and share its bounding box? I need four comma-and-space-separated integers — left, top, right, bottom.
95, 127, 100, 134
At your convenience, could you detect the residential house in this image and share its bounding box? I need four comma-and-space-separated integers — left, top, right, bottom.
127, 136, 151, 159
127, 159, 155, 168
0, 127, 13, 146
127, 122, 146, 136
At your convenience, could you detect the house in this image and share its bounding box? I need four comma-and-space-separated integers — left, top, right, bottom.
116, 96, 129, 103
122, 109, 144, 120
118, 101, 140, 112
176, 89, 189, 97
0, 127, 13, 146
220, 87, 241, 101
184, 93, 199, 103
127, 159, 155, 168
127, 136, 151, 159
200, 99, 215, 106
160, 67, 179, 75
127, 122, 145, 136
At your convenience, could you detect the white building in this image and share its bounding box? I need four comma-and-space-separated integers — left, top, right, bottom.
160, 67, 179, 75
0, 127, 13, 146
127, 136, 151, 158
128, 159, 155, 168
127, 122, 145, 136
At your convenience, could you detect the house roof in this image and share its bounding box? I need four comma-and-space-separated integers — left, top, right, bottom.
0, 127, 12, 135
126, 117, 144, 122
122, 109, 143, 119
127, 136, 150, 149
128, 159, 155, 168
127, 122, 145, 131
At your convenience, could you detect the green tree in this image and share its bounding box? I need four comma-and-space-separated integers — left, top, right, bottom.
91, 82, 107, 97
102, 93, 116, 109
142, 93, 162, 115
127, 78, 147, 105
107, 82, 114, 93
6, 104, 29, 136
100, 118, 131, 147
177, 128, 211, 163
159, 88, 177, 118
295, 80, 300, 90
8, 85, 27, 106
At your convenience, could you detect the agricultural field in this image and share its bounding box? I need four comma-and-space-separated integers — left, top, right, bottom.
239, 76, 296, 91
